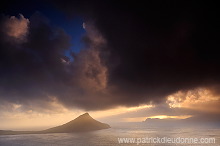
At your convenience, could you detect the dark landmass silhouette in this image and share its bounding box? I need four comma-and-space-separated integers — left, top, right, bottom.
42, 113, 110, 133
144, 116, 220, 128
0, 113, 110, 135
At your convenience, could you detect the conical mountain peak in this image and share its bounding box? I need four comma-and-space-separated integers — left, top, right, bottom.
43, 113, 110, 133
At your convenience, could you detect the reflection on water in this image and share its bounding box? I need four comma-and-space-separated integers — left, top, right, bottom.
0, 124, 219, 146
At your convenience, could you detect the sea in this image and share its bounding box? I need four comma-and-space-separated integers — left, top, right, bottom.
0, 123, 219, 146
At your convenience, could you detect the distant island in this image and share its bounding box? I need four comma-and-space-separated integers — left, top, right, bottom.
0, 113, 110, 135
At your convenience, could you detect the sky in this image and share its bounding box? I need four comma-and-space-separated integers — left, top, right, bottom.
0, 0, 219, 130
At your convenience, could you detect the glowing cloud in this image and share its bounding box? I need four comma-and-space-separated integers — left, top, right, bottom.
166, 88, 220, 113
2, 14, 29, 42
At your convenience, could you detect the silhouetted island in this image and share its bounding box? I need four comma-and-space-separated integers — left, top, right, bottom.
0, 113, 110, 135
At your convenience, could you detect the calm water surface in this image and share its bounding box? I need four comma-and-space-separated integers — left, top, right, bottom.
0, 124, 219, 146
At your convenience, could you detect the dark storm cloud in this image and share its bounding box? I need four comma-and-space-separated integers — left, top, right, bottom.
0, 13, 72, 106
0, 0, 220, 111
0, 12, 115, 111
51, 0, 220, 106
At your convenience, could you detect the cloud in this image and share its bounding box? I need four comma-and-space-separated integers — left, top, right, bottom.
73, 22, 108, 91
1, 14, 29, 43
51, 0, 220, 109
0, 13, 110, 112
0, 12, 72, 112
166, 88, 220, 114
0, 0, 220, 114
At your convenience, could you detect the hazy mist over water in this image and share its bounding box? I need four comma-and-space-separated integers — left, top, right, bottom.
0, 123, 219, 146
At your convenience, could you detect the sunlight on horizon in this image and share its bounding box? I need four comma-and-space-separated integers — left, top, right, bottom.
147, 115, 192, 120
